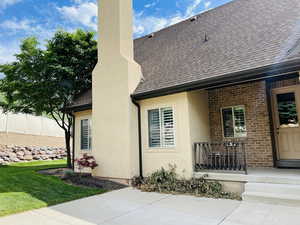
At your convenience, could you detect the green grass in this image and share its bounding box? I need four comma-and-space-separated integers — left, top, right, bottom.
0, 160, 105, 217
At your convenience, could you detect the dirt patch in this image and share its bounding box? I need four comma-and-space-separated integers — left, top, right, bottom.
39, 168, 127, 191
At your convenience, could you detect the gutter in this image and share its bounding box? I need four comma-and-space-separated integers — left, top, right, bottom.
131, 96, 143, 178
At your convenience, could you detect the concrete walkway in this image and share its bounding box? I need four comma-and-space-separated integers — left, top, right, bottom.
0, 188, 299, 225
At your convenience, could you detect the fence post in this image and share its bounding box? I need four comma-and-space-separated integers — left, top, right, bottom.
193, 143, 197, 171
242, 142, 248, 175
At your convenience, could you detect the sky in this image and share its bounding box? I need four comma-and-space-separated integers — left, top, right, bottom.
0, 0, 232, 68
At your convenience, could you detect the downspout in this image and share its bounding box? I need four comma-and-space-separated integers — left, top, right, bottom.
131, 96, 143, 178
68, 112, 76, 170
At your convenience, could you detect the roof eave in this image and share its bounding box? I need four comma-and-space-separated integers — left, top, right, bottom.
67, 58, 300, 111
132, 59, 300, 100
65, 103, 92, 113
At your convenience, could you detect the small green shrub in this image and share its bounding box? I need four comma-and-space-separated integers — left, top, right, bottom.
132, 165, 240, 200
62, 170, 76, 179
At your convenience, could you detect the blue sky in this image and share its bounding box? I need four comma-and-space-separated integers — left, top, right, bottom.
0, 0, 232, 66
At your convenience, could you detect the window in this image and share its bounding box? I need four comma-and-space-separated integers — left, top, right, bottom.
276, 92, 299, 128
222, 106, 246, 138
81, 119, 92, 150
148, 107, 175, 148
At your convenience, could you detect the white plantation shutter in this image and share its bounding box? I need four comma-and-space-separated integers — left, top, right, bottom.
88, 119, 92, 150
148, 109, 161, 147
161, 108, 175, 147
148, 107, 175, 148
81, 119, 92, 150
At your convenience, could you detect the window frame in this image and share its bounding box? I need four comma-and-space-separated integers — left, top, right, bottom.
148, 107, 176, 149
220, 105, 247, 138
80, 118, 92, 151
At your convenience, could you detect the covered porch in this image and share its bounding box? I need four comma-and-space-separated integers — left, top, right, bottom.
192, 73, 300, 176
188, 73, 300, 203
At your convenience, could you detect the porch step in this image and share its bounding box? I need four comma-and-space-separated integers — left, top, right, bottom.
242, 183, 300, 207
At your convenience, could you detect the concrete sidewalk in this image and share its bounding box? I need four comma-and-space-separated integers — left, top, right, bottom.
0, 188, 299, 225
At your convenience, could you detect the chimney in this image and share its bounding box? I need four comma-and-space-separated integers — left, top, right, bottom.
98, 0, 134, 61
92, 0, 142, 180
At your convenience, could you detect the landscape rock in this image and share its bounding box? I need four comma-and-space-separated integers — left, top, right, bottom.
16, 151, 25, 157
8, 153, 17, 158
0, 145, 67, 165
24, 155, 33, 161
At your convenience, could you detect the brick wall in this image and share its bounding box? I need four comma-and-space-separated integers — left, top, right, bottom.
208, 80, 274, 167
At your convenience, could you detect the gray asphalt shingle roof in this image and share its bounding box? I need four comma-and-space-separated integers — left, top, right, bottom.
71, 0, 300, 108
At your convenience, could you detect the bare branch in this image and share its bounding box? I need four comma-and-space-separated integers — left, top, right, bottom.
50, 111, 66, 131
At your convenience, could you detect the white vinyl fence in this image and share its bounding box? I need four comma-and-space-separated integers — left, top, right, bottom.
0, 109, 64, 137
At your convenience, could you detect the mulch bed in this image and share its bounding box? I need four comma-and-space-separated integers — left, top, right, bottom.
39, 168, 127, 191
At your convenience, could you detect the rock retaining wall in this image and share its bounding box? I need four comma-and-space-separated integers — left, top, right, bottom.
0, 145, 67, 165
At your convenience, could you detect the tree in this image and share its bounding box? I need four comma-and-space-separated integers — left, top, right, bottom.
0, 30, 97, 168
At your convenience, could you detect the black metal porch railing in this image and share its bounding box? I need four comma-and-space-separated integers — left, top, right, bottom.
194, 142, 247, 174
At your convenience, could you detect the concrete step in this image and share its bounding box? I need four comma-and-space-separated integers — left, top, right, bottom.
245, 183, 300, 195
242, 183, 300, 207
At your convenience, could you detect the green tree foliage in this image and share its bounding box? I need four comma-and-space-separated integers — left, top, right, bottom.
0, 30, 97, 168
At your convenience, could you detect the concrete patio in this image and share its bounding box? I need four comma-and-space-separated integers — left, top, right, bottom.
0, 188, 300, 225
195, 168, 300, 185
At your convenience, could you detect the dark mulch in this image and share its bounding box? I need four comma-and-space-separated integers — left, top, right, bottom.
39, 168, 127, 191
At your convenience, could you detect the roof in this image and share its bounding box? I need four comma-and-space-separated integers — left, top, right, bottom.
70, 89, 92, 111
70, 0, 300, 109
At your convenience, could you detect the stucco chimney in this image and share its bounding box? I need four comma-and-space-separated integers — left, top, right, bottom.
92, 0, 142, 180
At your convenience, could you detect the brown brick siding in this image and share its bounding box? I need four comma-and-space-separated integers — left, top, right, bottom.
208, 80, 274, 167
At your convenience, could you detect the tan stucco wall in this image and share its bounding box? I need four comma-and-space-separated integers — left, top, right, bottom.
74, 110, 92, 161
187, 90, 211, 144
0, 132, 65, 147
140, 91, 210, 178
74, 91, 211, 179
73, 110, 92, 173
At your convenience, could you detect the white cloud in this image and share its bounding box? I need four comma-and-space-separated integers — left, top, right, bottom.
0, 0, 21, 9
0, 43, 18, 65
56, 0, 207, 37
144, 1, 158, 9
204, 1, 212, 10
185, 0, 202, 18
134, 0, 205, 37
134, 13, 169, 37
0, 18, 54, 40
0, 44, 17, 78
0, 19, 33, 32
57, 1, 97, 30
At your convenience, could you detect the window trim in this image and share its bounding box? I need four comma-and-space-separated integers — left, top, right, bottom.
80, 118, 92, 151
220, 105, 247, 139
147, 107, 176, 149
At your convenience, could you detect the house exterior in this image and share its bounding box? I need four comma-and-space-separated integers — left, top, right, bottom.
68, 0, 300, 182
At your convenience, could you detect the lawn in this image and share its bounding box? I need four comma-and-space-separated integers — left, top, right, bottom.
0, 160, 105, 217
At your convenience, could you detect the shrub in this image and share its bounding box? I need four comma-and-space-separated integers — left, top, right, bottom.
62, 170, 76, 180
75, 154, 98, 171
132, 165, 240, 200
